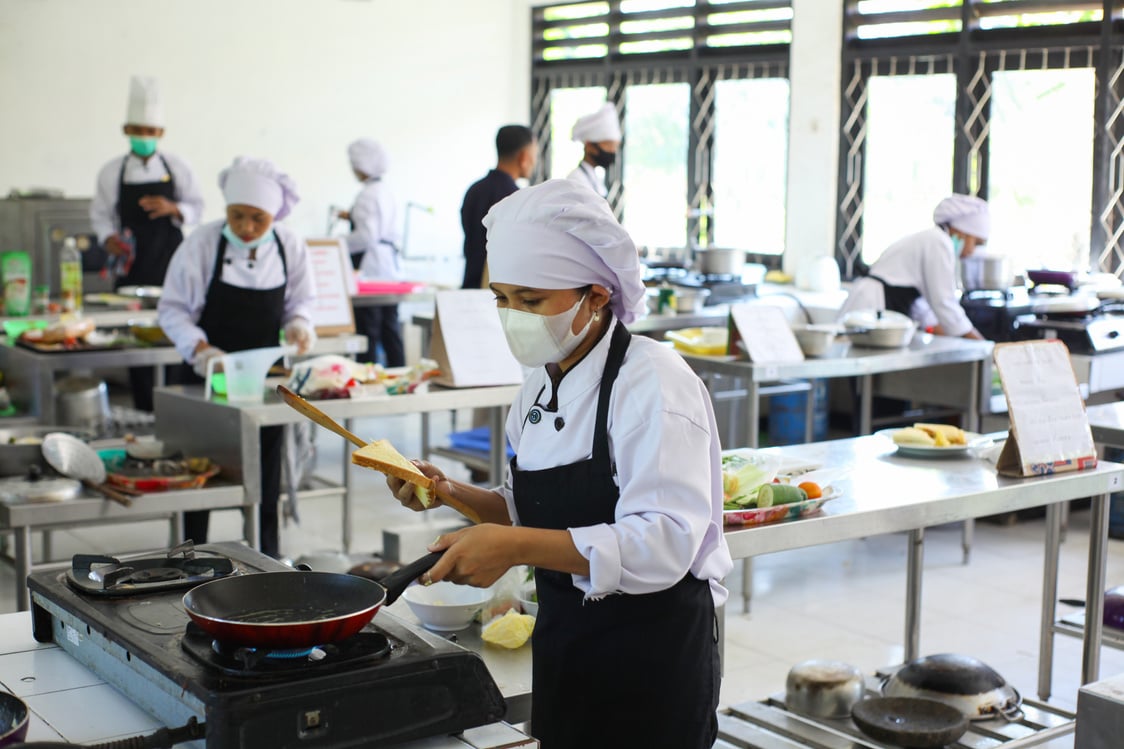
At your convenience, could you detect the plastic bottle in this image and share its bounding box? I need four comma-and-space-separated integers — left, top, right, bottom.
60, 237, 83, 314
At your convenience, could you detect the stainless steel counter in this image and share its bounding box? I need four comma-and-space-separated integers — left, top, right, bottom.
154, 383, 520, 553
0, 610, 534, 747
683, 333, 994, 447
0, 333, 366, 423
0, 482, 246, 611
728, 436, 1124, 696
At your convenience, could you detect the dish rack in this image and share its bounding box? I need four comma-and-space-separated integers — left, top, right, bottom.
716, 676, 1076, 749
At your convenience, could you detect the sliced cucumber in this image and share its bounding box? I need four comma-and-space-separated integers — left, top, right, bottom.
756, 483, 808, 508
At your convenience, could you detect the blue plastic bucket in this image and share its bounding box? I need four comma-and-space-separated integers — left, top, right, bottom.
769, 379, 828, 446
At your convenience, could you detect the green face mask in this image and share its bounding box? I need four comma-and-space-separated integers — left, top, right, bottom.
129, 136, 158, 158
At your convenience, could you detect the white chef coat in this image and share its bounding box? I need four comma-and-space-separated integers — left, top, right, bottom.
345, 178, 402, 280
566, 162, 608, 198
157, 220, 315, 362
90, 152, 204, 243
498, 318, 732, 606
839, 226, 974, 337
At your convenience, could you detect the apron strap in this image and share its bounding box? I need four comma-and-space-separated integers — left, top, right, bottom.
115, 153, 178, 228
591, 321, 631, 470
206, 230, 288, 301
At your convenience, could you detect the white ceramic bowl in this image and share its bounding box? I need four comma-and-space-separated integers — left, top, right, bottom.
402, 581, 493, 631
790, 324, 841, 357
517, 583, 539, 617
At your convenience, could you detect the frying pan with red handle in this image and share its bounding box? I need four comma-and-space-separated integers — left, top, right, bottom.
182, 551, 442, 650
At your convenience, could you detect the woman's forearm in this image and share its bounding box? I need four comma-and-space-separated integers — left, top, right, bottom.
443, 480, 513, 525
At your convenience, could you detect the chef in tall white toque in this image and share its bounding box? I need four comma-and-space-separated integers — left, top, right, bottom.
90, 75, 205, 411
158, 156, 316, 557
566, 102, 622, 198
383, 179, 732, 749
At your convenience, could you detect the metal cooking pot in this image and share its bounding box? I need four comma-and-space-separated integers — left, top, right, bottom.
673, 287, 710, 314
695, 247, 745, 276
54, 376, 110, 433
881, 653, 1023, 721
786, 659, 865, 718
961, 254, 1012, 291
0, 426, 92, 477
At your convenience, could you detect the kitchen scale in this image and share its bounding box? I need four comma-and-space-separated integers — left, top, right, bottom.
28, 542, 506, 748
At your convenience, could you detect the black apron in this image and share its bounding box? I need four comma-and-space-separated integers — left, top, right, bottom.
183, 232, 288, 557
115, 154, 182, 287
869, 274, 921, 317
511, 322, 720, 749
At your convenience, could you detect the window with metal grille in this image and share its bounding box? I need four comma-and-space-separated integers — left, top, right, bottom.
838, 0, 1124, 278
532, 1, 792, 253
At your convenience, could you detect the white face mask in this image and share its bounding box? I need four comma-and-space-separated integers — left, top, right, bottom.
497, 294, 593, 368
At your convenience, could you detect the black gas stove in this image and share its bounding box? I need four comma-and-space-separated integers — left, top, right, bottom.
27, 542, 506, 748
1012, 312, 1124, 354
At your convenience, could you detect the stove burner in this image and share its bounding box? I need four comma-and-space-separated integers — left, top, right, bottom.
183, 623, 391, 677
66, 545, 236, 596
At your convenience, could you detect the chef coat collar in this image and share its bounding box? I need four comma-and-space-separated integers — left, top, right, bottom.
538, 316, 619, 414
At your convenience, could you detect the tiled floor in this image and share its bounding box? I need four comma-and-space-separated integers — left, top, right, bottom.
2, 407, 1123, 748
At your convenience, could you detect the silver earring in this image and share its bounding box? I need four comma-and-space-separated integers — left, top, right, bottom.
593, 311, 600, 322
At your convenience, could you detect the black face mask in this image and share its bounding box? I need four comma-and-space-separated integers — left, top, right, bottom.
590, 145, 616, 168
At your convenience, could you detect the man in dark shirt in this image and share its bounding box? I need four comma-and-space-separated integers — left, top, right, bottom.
460, 125, 537, 289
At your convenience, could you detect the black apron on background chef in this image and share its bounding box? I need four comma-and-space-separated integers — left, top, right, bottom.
840, 194, 988, 340
341, 138, 405, 367
90, 76, 205, 411
383, 180, 732, 748
157, 157, 316, 558
566, 102, 621, 199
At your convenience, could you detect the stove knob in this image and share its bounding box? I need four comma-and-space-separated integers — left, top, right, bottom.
1108, 330, 1120, 339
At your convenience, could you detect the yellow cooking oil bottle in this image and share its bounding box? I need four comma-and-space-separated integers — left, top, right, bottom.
60, 236, 83, 314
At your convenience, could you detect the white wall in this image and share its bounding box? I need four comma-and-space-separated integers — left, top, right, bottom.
0, 0, 534, 286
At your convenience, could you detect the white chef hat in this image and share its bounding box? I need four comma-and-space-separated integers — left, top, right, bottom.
126, 75, 163, 128
219, 157, 300, 221
348, 138, 389, 179
571, 103, 622, 144
483, 179, 645, 324
933, 194, 990, 241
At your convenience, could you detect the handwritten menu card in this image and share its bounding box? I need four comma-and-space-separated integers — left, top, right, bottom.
994, 340, 1097, 477
306, 238, 356, 336
430, 290, 523, 388
728, 302, 805, 364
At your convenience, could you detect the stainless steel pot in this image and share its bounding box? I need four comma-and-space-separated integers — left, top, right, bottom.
961, 254, 1012, 291
841, 310, 916, 348
696, 247, 745, 276
55, 376, 111, 432
673, 287, 710, 314
786, 659, 866, 718
881, 653, 1023, 722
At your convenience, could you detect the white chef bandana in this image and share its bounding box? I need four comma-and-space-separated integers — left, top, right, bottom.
571, 102, 622, 143
933, 194, 990, 241
218, 157, 300, 221
483, 179, 646, 324
126, 75, 163, 127
348, 138, 389, 179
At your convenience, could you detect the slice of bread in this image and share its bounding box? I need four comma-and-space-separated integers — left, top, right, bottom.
893, 427, 937, 446
351, 439, 435, 506
913, 423, 967, 445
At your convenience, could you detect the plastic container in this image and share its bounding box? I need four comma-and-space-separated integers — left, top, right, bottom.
60, 237, 82, 314
205, 345, 296, 403
664, 327, 728, 356
770, 379, 829, 445
1, 251, 32, 316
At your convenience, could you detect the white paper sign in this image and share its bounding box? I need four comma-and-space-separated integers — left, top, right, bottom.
306, 238, 356, 336
729, 303, 805, 364
994, 340, 1097, 477
430, 290, 523, 388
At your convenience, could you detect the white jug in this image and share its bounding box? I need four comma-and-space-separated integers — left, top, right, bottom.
205, 345, 296, 403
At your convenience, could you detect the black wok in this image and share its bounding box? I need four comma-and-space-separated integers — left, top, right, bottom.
183, 552, 441, 649
882, 653, 1022, 721
0, 692, 28, 747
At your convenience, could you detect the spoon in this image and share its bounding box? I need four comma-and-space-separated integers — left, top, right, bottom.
275, 385, 483, 524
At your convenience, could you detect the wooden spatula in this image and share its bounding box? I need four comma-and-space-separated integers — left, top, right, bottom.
275, 385, 483, 524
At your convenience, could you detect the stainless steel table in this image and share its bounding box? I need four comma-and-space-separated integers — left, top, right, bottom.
154, 383, 520, 553
0, 483, 246, 611
351, 290, 436, 307
724, 436, 1123, 692
0, 334, 367, 423
682, 334, 994, 448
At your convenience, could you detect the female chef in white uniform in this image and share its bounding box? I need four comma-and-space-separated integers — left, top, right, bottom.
566, 103, 621, 198
840, 194, 988, 339
385, 179, 732, 748
158, 157, 316, 557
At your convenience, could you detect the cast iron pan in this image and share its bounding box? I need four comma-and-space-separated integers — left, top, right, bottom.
182, 551, 442, 649
852, 697, 968, 749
